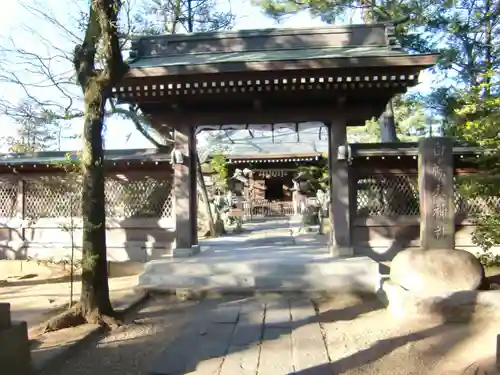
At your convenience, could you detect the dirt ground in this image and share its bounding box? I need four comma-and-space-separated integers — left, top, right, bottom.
0, 264, 142, 337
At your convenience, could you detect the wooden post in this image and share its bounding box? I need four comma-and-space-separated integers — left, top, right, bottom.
328, 119, 353, 257
189, 128, 198, 246
496, 334, 500, 371
16, 179, 25, 219
17, 179, 26, 248
172, 123, 199, 257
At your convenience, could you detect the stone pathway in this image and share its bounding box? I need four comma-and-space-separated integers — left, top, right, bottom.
150, 294, 329, 375
150, 294, 500, 375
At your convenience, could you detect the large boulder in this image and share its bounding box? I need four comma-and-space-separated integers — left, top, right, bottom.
390, 248, 484, 296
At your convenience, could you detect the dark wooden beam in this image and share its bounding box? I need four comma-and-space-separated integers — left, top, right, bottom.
118, 66, 423, 91
143, 102, 386, 129
115, 81, 412, 107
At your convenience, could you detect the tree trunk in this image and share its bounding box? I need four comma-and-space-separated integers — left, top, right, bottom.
73, 0, 127, 323
196, 154, 216, 236
184, 8, 215, 237
79, 94, 114, 319
379, 100, 398, 142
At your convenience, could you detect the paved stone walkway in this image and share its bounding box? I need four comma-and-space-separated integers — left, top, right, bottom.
150, 294, 331, 375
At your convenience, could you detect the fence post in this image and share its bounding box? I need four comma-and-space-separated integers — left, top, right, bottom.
16, 179, 25, 219
16, 179, 26, 243
348, 163, 357, 246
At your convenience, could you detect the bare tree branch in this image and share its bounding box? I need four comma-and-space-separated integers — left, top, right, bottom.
20, 0, 84, 44
108, 100, 174, 149
0, 0, 236, 152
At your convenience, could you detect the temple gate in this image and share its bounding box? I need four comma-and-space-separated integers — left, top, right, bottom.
114, 23, 437, 257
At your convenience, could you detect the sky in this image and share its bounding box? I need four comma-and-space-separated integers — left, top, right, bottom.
0, 0, 436, 153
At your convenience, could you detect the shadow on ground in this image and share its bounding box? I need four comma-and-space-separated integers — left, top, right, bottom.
34, 290, 488, 375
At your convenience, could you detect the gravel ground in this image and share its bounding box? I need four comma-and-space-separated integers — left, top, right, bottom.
315, 293, 500, 375
40, 294, 201, 375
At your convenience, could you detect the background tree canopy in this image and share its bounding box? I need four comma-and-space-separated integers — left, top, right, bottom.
252, 0, 500, 258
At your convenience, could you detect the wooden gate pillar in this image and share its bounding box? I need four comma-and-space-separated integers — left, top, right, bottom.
328, 119, 354, 257
171, 122, 199, 257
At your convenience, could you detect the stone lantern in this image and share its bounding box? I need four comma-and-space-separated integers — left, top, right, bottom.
227, 169, 251, 233
316, 189, 329, 235
228, 168, 248, 196
228, 178, 245, 196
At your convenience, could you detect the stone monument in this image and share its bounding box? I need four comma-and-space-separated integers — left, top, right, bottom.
0, 303, 32, 375
419, 137, 455, 249
382, 137, 485, 321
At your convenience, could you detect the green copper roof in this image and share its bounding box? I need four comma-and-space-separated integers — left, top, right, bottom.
0, 148, 170, 166
202, 128, 329, 158
124, 22, 437, 74
128, 46, 406, 69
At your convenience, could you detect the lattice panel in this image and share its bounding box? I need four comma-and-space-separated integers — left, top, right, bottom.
105, 178, 173, 218
0, 179, 18, 217
357, 175, 420, 216
25, 177, 81, 219
454, 182, 500, 217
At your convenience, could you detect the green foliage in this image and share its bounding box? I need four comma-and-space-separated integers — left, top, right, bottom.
253, 0, 429, 23
347, 95, 429, 142
258, 0, 500, 261
297, 158, 328, 193
476, 252, 500, 268
254, 0, 500, 140
55, 152, 82, 171
132, 0, 235, 35
392, 95, 429, 140
210, 153, 228, 190
347, 118, 381, 143
454, 76, 500, 254
453, 78, 500, 146
417, 0, 500, 128
253, 0, 436, 49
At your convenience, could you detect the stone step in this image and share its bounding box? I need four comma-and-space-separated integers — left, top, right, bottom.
137, 256, 381, 293
143, 256, 373, 276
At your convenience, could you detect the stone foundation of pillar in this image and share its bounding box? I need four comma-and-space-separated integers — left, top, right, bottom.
172, 245, 201, 258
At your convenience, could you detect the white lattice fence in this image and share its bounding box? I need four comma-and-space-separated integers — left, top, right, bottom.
24, 176, 81, 219
0, 178, 18, 217
21, 175, 173, 219
105, 178, 173, 218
